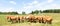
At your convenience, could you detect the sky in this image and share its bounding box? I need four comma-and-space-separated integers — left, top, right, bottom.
0, 0, 60, 14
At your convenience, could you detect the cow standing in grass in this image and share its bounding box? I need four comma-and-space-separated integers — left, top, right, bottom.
18, 16, 25, 23
42, 15, 52, 24
7, 16, 18, 24
7, 16, 13, 22
26, 14, 36, 23
35, 16, 43, 23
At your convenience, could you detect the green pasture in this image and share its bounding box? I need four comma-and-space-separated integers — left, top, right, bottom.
0, 13, 60, 26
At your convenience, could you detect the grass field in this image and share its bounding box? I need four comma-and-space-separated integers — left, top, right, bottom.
0, 13, 60, 26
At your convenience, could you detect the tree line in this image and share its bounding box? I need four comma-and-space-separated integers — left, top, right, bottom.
0, 12, 18, 15
0, 9, 60, 15
42, 9, 60, 13
30, 9, 60, 14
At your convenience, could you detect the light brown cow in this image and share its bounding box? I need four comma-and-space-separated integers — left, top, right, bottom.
6, 15, 13, 22
35, 16, 43, 23
18, 16, 25, 23
42, 15, 52, 24
7, 16, 18, 23
26, 14, 36, 23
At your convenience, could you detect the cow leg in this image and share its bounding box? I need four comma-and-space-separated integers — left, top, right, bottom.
30, 20, 33, 23
10, 19, 13, 24
39, 20, 41, 23
49, 21, 52, 24
11, 19, 17, 24
34, 20, 36, 23
10, 19, 14, 24
30, 19, 33, 23
18, 19, 20, 23
10, 18, 14, 24
21, 19, 24, 22
15, 19, 18, 23
43, 20, 46, 24
33, 19, 37, 23
8, 19, 11, 22
47, 20, 52, 24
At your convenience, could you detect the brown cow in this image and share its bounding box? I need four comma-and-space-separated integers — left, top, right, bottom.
7, 16, 18, 23
42, 15, 52, 24
35, 16, 43, 23
26, 14, 36, 23
18, 16, 25, 23
6, 15, 13, 22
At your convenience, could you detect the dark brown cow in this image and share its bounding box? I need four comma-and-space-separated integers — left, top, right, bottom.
42, 15, 52, 24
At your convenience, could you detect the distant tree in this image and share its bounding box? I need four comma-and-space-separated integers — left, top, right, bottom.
30, 10, 40, 14
22, 11, 26, 15
30, 11, 34, 14
34, 10, 39, 14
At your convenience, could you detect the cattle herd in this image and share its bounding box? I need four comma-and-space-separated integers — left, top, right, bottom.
6, 14, 52, 24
